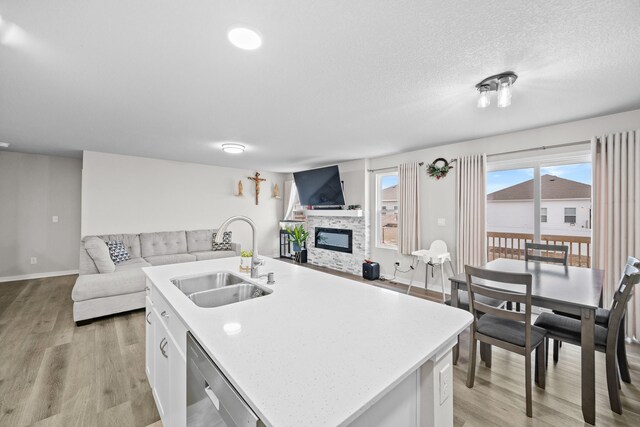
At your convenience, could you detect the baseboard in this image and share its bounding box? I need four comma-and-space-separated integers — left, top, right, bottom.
380, 274, 451, 294
380, 274, 426, 288
0, 270, 79, 283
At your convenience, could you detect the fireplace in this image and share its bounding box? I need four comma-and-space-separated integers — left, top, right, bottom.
315, 227, 353, 254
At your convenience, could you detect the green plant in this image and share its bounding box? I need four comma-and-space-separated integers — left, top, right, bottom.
240, 250, 253, 258
286, 225, 309, 250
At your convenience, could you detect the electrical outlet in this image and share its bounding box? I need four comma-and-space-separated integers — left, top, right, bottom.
439, 363, 451, 404
30, 257, 37, 265
52, 216, 59, 223
437, 218, 446, 226
394, 261, 400, 266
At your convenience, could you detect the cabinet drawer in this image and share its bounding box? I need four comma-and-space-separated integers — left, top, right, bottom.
154, 291, 188, 357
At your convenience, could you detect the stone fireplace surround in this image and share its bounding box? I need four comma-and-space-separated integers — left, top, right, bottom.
306, 213, 370, 276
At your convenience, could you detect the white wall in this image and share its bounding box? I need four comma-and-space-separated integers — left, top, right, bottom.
368, 108, 640, 289
0, 152, 82, 280
81, 151, 286, 257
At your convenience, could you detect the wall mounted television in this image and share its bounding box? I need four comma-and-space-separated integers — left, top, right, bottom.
293, 165, 345, 207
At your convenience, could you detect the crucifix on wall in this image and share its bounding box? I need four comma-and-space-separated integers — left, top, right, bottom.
247, 172, 267, 205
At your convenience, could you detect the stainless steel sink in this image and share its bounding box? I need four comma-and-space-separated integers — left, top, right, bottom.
171, 271, 272, 308
171, 272, 246, 294
188, 284, 272, 308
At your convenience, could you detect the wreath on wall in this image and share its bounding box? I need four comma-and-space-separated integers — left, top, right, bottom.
426, 158, 453, 180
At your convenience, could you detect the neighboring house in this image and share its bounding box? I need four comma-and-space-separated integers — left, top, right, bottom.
487, 174, 591, 238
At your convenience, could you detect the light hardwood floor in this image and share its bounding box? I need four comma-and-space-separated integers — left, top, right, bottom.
1, 272, 639, 426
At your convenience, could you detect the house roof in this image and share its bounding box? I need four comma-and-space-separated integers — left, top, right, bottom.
487, 175, 591, 201
381, 185, 398, 201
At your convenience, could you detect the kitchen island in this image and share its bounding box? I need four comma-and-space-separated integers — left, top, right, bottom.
144, 257, 473, 427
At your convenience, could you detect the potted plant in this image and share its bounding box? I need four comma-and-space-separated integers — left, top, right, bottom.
240, 250, 253, 273
286, 225, 309, 263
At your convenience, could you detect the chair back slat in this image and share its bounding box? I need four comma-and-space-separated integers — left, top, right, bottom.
475, 302, 526, 322
525, 242, 568, 265
465, 265, 534, 350
608, 256, 640, 309
606, 264, 640, 347
471, 285, 528, 304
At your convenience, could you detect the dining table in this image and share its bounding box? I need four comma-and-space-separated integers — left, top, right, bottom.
448, 258, 604, 425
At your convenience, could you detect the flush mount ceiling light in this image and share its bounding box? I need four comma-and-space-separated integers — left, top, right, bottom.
227, 27, 262, 50
0, 142, 10, 148
475, 72, 518, 108
221, 143, 246, 154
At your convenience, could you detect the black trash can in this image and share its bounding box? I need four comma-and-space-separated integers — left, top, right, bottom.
362, 262, 380, 280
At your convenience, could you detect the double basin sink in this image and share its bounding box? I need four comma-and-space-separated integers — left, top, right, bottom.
171, 271, 272, 308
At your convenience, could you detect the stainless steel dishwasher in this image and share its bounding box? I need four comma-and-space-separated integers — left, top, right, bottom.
187, 332, 265, 427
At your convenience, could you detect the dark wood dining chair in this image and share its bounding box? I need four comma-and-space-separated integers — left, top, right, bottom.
465, 265, 546, 418
525, 242, 569, 265
445, 290, 505, 365
534, 263, 640, 414
546, 256, 640, 377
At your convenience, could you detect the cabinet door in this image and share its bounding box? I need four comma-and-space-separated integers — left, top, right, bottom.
169, 334, 187, 427
145, 296, 154, 388
152, 308, 171, 424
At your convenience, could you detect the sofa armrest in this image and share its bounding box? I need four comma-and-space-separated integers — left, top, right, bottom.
231, 242, 241, 255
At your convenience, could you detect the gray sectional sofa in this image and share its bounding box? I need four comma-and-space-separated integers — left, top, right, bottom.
72, 229, 240, 323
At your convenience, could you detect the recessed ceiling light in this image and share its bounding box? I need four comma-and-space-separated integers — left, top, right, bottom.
0, 142, 10, 148
227, 27, 262, 50
221, 143, 246, 154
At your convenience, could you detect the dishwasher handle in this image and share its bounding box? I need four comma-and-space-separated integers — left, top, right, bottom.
204, 385, 220, 410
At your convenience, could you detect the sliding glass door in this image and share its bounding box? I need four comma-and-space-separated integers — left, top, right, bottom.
486, 155, 592, 266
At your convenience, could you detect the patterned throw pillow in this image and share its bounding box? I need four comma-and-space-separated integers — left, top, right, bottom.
107, 240, 131, 264
212, 231, 232, 251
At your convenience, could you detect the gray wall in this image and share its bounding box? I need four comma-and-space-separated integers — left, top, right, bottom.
0, 152, 82, 279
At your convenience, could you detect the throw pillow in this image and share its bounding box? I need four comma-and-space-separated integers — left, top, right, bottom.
107, 240, 131, 264
212, 231, 232, 251
84, 237, 116, 273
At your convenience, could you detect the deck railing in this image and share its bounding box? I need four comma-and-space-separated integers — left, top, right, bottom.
487, 231, 591, 267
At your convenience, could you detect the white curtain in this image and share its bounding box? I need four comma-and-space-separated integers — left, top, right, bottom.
398, 163, 420, 255
592, 130, 640, 340
284, 180, 299, 220
455, 154, 487, 272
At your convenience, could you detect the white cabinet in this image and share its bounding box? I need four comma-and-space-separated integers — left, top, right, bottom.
147, 286, 187, 427
152, 308, 170, 421
145, 296, 154, 388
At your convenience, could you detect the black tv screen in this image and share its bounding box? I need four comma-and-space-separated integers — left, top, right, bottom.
293, 165, 345, 206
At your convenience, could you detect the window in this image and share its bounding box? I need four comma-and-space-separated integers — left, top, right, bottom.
376, 171, 398, 248
540, 207, 548, 223
564, 207, 577, 224
487, 155, 592, 267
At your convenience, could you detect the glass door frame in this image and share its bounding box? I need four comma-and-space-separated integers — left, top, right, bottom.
486, 151, 591, 244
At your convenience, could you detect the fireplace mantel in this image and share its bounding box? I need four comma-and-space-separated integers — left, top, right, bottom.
304, 209, 363, 218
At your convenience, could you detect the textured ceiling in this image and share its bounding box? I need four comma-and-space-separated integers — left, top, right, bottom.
1, 1, 639, 172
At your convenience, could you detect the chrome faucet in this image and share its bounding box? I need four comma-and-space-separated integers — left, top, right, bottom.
214, 216, 264, 278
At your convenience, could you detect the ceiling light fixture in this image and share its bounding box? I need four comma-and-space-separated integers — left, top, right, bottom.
227, 27, 262, 50
0, 142, 10, 148
221, 143, 246, 154
475, 72, 518, 109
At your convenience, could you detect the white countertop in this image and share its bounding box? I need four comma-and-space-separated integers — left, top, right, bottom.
144, 257, 473, 427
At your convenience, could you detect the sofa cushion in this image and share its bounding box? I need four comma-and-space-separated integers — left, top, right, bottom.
144, 253, 197, 266
97, 234, 142, 258
187, 229, 214, 252
115, 257, 151, 271
191, 250, 237, 261
140, 231, 188, 257
212, 231, 233, 251
84, 237, 115, 273
72, 269, 146, 302
107, 240, 131, 264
